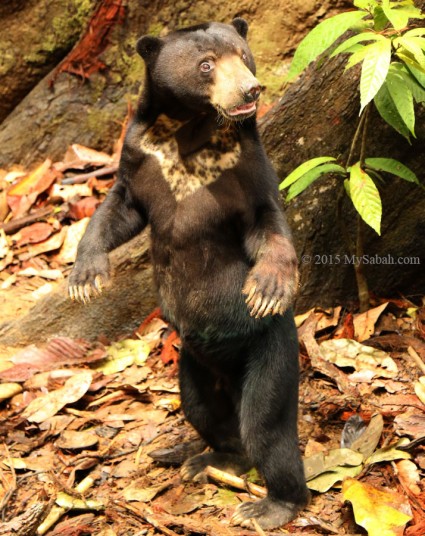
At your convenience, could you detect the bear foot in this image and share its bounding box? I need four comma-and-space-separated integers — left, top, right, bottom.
231, 497, 302, 530
68, 253, 110, 303
181, 452, 250, 482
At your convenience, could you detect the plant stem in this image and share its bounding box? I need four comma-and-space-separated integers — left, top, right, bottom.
338, 105, 371, 311
359, 104, 371, 166
354, 214, 369, 312
345, 109, 367, 169
355, 104, 372, 311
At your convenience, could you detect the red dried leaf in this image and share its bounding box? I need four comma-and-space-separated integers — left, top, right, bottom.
0, 363, 40, 382
69, 197, 101, 220
257, 101, 276, 119
7, 160, 59, 218
160, 331, 181, 366
136, 307, 162, 334
406, 520, 425, 536
14, 222, 54, 246
335, 311, 355, 339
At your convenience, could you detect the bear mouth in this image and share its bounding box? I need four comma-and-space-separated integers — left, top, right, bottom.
226, 101, 257, 119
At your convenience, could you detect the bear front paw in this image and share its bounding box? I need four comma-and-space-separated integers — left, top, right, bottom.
68, 253, 110, 303
243, 256, 299, 318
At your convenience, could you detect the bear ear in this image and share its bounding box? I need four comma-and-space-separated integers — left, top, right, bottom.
136, 35, 163, 61
231, 18, 249, 39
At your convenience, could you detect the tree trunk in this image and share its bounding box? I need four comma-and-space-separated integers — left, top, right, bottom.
0, 232, 156, 350
0, 0, 97, 123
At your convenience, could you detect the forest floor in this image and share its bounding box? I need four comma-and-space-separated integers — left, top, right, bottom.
0, 144, 424, 536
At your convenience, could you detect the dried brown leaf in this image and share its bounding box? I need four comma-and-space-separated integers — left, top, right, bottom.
22, 370, 93, 423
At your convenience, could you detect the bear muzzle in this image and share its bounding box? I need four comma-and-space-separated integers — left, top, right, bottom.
211, 55, 261, 120
227, 82, 261, 117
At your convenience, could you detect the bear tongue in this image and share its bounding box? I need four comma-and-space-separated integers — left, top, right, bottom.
228, 102, 256, 116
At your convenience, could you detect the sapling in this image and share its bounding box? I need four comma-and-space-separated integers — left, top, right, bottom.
280, 0, 424, 311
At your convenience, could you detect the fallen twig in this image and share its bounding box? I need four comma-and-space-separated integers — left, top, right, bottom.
37, 468, 101, 535
251, 518, 267, 536
205, 466, 267, 498
61, 164, 118, 185
116, 501, 182, 536
0, 207, 52, 234
407, 346, 425, 375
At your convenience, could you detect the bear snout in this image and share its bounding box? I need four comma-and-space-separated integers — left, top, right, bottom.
242, 82, 261, 103
211, 55, 260, 119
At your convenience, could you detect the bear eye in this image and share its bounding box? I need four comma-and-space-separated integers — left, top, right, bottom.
242, 52, 248, 62
200, 61, 214, 73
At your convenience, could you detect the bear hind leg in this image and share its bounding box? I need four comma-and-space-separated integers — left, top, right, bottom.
232, 315, 309, 529
179, 348, 250, 481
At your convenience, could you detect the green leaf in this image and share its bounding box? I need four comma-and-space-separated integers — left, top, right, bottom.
365, 158, 419, 183
396, 4, 425, 20
307, 465, 363, 493
382, 0, 410, 30
372, 6, 390, 31
366, 445, 411, 465
374, 81, 411, 140
354, 0, 377, 9
386, 70, 415, 135
331, 32, 386, 57
390, 62, 425, 103
286, 164, 347, 201
396, 49, 425, 74
396, 36, 425, 70
349, 162, 382, 235
304, 448, 364, 481
360, 39, 392, 113
279, 157, 336, 190
406, 62, 425, 89
404, 28, 425, 39
286, 10, 367, 81
408, 36, 425, 52
345, 44, 371, 70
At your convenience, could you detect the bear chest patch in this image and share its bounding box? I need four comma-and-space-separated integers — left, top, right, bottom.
140, 115, 241, 201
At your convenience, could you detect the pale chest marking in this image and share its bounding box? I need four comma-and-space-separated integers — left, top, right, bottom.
140, 115, 241, 201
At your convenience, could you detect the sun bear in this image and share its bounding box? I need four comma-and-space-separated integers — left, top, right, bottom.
68, 19, 309, 529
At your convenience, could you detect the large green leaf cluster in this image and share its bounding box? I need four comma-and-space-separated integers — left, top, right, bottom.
281, 0, 424, 234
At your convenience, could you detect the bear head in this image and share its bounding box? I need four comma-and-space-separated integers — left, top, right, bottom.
136, 19, 261, 121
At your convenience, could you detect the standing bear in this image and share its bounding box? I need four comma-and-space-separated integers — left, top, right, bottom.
68, 18, 309, 529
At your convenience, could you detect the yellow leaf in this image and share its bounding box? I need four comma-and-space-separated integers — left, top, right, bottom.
342, 478, 412, 536
97, 339, 150, 375
0, 382, 22, 402
56, 491, 104, 511
414, 376, 425, 405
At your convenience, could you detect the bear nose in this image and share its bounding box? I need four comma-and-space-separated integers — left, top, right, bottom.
243, 83, 261, 103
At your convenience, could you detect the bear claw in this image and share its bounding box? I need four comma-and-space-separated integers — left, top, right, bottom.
68, 281, 104, 304
244, 289, 286, 319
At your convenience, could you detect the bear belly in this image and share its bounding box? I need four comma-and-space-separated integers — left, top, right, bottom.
151, 238, 257, 339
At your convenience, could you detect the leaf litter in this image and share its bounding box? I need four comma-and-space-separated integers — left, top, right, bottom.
0, 143, 425, 535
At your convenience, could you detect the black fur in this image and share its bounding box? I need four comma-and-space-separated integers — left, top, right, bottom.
69, 19, 309, 529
